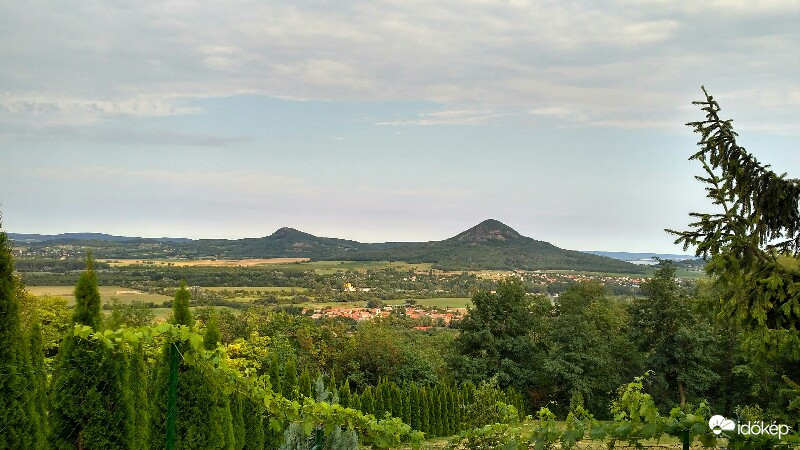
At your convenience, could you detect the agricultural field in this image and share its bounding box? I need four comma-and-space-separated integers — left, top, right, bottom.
103, 258, 311, 267
26, 285, 172, 305
252, 260, 434, 274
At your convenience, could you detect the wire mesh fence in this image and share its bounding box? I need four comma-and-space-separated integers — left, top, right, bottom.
0, 331, 366, 450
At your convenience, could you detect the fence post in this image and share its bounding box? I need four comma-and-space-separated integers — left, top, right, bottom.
682, 429, 690, 450
165, 342, 179, 450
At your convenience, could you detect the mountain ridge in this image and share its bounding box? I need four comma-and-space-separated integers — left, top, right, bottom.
10, 220, 645, 273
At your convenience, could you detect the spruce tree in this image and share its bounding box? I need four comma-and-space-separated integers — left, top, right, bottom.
0, 221, 39, 449
50, 254, 134, 449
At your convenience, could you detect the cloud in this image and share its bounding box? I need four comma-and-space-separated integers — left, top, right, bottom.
0, 0, 798, 131
376, 109, 506, 126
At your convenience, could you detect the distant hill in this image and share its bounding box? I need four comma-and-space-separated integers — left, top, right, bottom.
8, 232, 191, 243
333, 219, 644, 273
11, 220, 644, 273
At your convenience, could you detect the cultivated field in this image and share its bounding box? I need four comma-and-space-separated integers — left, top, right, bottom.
103, 258, 311, 267
26, 285, 172, 305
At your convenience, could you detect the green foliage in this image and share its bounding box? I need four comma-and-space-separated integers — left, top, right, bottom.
283, 359, 298, 401
299, 367, 312, 399
242, 395, 266, 450
269, 352, 282, 394
19, 293, 71, 361
451, 278, 549, 395
72, 253, 102, 329
338, 381, 351, 408
0, 222, 40, 448
668, 87, 800, 348
49, 255, 134, 449
204, 312, 222, 351
172, 281, 193, 327
545, 281, 637, 416
629, 261, 720, 409
107, 299, 156, 330
130, 343, 150, 449
149, 287, 235, 450
30, 322, 48, 448
231, 392, 246, 450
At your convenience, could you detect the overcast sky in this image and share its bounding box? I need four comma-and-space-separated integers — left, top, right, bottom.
1, 0, 799, 253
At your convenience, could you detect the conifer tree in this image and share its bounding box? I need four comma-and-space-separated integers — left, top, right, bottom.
203, 312, 221, 351
447, 388, 456, 435
30, 321, 48, 448
419, 386, 429, 434
230, 392, 246, 450
328, 371, 336, 396
130, 343, 150, 450
361, 386, 375, 416
439, 388, 450, 436
0, 218, 39, 449
374, 383, 385, 418
391, 383, 402, 418
50, 253, 134, 449
431, 386, 442, 436
282, 359, 298, 401
409, 383, 421, 431
350, 392, 361, 412
401, 384, 411, 426
268, 353, 282, 395
242, 396, 266, 450
299, 367, 312, 399
338, 381, 351, 408
150, 282, 234, 450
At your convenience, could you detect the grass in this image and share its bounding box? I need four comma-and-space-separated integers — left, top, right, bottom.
26, 285, 172, 305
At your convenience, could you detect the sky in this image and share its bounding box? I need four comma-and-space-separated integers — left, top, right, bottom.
1, 0, 799, 253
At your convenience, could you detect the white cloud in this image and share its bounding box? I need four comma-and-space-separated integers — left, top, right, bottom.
376, 109, 506, 126
0, 0, 798, 131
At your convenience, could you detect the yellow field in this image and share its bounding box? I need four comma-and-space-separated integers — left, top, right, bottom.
26, 285, 172, 305
103, 258, 311, 267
